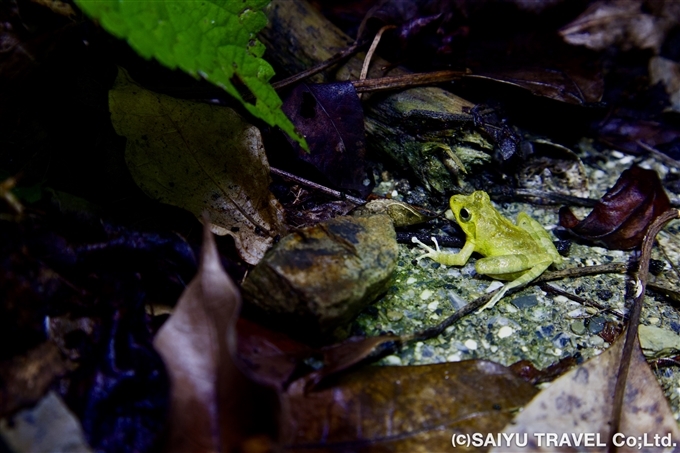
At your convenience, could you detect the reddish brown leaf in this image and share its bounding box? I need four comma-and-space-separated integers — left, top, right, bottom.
282, 82, 372, 197
559, 165, 671, 250
153, 223, 276, 453
236, 318, 312, 391
237, 319, 400, 392
281, 361, 538, 452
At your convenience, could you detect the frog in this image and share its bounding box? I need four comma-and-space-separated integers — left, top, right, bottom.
412, 190, 562, 311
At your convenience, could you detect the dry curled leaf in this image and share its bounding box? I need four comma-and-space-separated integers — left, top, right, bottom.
282, 82, 372, 197
559, 165, 671, 250
153, 223, 276, 452
110, 68, 286, 265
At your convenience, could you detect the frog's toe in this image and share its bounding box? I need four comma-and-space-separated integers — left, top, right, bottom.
411, 236, 440, 256
479, 289, 504, 312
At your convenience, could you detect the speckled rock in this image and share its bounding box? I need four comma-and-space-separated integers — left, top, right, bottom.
242, 214, 398, 337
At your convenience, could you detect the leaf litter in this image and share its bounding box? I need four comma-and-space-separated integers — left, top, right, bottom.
109, 68, 286, 265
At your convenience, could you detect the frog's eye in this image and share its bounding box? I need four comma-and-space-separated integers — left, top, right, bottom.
459, 207, 471, 222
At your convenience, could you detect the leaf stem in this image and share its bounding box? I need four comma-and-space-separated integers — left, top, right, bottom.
607, 208, 680, 452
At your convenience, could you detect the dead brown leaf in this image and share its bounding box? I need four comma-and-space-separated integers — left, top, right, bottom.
153, 223, 277, 452
559, 165, 671, 250
494, 335, 680, 452
281, 360, 538, 452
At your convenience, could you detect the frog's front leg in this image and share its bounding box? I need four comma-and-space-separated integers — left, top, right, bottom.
412, 236, 475, 266
476, 254, 553, 311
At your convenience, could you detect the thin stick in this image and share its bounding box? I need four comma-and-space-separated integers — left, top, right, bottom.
358, 25, 396, 100
540, 282, 625, 320
607, 209, 680, 452
270, 167, 366, 205
351, 69, 470, 93
271, 41, 366, 91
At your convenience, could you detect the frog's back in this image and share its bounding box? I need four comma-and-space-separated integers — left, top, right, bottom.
473, 209, 545, 257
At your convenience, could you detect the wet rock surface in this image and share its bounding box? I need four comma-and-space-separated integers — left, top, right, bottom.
242, 214, 398, 338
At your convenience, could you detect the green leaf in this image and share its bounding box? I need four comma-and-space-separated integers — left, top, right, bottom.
75, 0, 307, 150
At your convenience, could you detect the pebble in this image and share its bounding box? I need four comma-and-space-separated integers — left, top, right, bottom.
420, 289, 433, 300
464, 339, 478, 350
571, 320, 587, 335
511, 295, 539, 309
386, 310, 403, 321
498, 326, 514, 338
383, 355, 402, 365
427, 301, 439, 311
588, 316, 606, 334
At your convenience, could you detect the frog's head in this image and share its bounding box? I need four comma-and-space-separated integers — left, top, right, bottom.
448, 191, 490, 240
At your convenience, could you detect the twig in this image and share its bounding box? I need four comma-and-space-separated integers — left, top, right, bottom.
270, 41, 367, 92
351, 69, 470, 93
270, 167, 366, 205
539, 282, 625, 320
608, 208, 680, 452
360, 25, 395, 82
358, 25, 395, 100
637, 140, 680, 171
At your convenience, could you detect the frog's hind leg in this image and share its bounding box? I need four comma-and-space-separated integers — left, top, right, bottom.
476, 255, 553, 311
516, 213, 562, 264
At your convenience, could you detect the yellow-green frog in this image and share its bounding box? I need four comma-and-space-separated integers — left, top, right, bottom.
413, 191, 562, 311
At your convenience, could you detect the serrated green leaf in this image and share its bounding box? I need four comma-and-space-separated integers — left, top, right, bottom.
75, 0, 307, 150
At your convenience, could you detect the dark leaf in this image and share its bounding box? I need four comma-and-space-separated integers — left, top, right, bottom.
509, 356, 580, 385
469, 65, 603, 105
597, 117, 680, 160
282, 361, 538, 452
559, 165, 671, 249
237, 319, 399, 392
236, 317, 312, 391
304, 335, 401, 390
282, 82, 372, 197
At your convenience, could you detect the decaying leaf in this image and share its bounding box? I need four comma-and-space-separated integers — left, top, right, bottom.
282, 361, 538, 452
469, 66, 603, 105
559, 0, 671, 52
493, 335, 680, 452
109, 68, 285, 265
559, 165, 671, 250
597, 117, 680, 156
282, 82, 372, 197
153, 223, 276, 452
